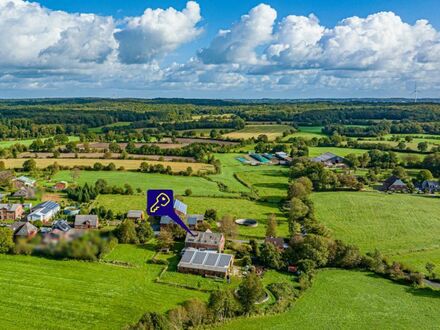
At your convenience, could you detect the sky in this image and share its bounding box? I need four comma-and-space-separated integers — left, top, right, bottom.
1, 0, 440, 98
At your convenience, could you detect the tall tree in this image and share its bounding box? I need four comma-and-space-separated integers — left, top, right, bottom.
237, 271, 265, 314
265, 214, 277, 238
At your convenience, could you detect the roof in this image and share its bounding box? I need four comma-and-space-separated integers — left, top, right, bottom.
265, 237, 286, 249
382, 176, 407, 190
160, 215, 172, 225
13, 186, 35, 197
15, 176, 36, 185
74, 215, 99, 227
30, 201, 60, 216
185, 230, 224, 247
10, 221, 26, 231
174, 199, 187, 215
127, 210, 144, 218
187, 214, 204, 225
52, 220, 71, 232
0, 203, 22, 212
275, 151, 289, 159
15, 222, 38, 237
311, 152, 342, 162
178, 250, 233, 274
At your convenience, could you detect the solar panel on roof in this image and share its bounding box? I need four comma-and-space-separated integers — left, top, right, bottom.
217, 255, 232, 267
181, 250, 195, 263
205, 253, 219, 266
192, 251, 207, 264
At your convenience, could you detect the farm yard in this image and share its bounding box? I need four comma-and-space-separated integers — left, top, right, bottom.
0, 99, 440, 329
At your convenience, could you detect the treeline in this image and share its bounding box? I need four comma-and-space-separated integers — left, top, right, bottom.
66, 180, 135, 202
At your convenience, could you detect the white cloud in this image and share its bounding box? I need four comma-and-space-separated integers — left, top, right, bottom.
0, 0, 116, 67
198, 3, 277, 64
115, 1, 202, 64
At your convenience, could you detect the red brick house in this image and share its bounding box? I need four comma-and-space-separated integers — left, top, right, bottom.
0, 204, 24, 221
53, 181, 68, 191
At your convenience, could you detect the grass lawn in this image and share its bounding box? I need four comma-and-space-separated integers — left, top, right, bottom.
181, 196, 289, 238
312, 192, 440, 271
0, 158, 213, 173
211, 153, 289, 200
223, 125, 292, 140
0, 244, 207, 329
88, 122, 132, 133
216, 269, 440, 330
282, 126, 326, 141
57, 170, 234, 196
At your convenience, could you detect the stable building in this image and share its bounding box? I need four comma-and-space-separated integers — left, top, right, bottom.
187, 214, 204, 230
27, 201, 60, 223
74, 215, 99, 229
381, 176, 408, 192
178, 249, 233, 278
311, 152, 346, 168
127, 210, 145, 222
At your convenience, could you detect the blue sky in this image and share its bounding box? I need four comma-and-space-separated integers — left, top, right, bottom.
1, 0, 440, 98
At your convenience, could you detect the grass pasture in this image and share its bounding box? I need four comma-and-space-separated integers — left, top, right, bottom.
308, 146, 423, 161
223, 124, 292, 140
54, 170, 231, 196
0, 245, 207, 330
216, 269, 440, 330
312, 192, 440, 270
282, 126, 326, 141
0, 136, 79, 148
0, 158, 213, 173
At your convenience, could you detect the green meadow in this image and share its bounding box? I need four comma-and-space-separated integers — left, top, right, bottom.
0, 245, 207, 330
216, 269, 440, 330
312, 192, 440, 271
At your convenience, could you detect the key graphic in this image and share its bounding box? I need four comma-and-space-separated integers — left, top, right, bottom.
149, 192, 170, 213
146, 189, 195, 236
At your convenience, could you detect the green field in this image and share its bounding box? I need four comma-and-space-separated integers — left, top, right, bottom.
52, 170, 233, 196
308, 146, 423, 160
0, 136, 79, 148
217, 269, 440, 330
88, 122, 132, 133
210, 153, 289, 201
0, 244, 207, 329
312, 192, 440, 271
282, 126, 326, 140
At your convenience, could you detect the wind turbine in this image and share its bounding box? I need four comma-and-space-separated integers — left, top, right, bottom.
411, 82, 418, 103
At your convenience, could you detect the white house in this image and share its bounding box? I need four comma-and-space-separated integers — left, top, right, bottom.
27, 201, 60, 223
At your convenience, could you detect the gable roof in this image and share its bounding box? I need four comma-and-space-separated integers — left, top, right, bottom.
74, 215, 99, 227
311, 152, 343, 163
52, 220, 71, 232
127, 210, 144, 218
30, 201, 60, 216
187, 214, 204, 225
185, 230, 224, 246
15, 222, 38, 237
382, 176, 407, 190
13, 186, 35, 198
0, 203, 22, 212
178, 250, 233, 274
160, 215, 172, 225
15, 176, 36, 186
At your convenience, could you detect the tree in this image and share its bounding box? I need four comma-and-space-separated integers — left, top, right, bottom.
114, 220, 138, 244
135, 312, 171, 330
260, 242, 284, 270
237, 271, 265, 314
136, 221, 153, 244
397, 141, 406, 150
208, 289, 238, 321
204, 209, 218, 221
422, 153, 440, 176
0, 227, 14, 253
418, 141, 429, 152
22, 159, 37, 172
183, 298, 207, 328
417, 169, 434, 182
425, 262, 435, 277
345, 153, 360, 169
70, 167, 81, 182
168, 306, 188, 329
297, 259, 316, 273
265, 214, 277, 238
157, 230, 174, 250
219, 214, 238, 239
184, 188, 192, 196
392, 166, 407, 179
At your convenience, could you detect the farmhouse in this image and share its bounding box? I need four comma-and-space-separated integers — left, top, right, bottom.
185, 230, 225, 252
74, 215, 99, 229
178, 249, 234, 278
27, 201, 60, 222
381, 176, 408, 192
13, 186, 36, 199
311, 152, 346, 167
127, 210, 145, 222
0, 203, 24, 221
14, 222, 38, 239
418, 180, 440, 193
187, 214, 204, 229
12, 176, 36, 189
